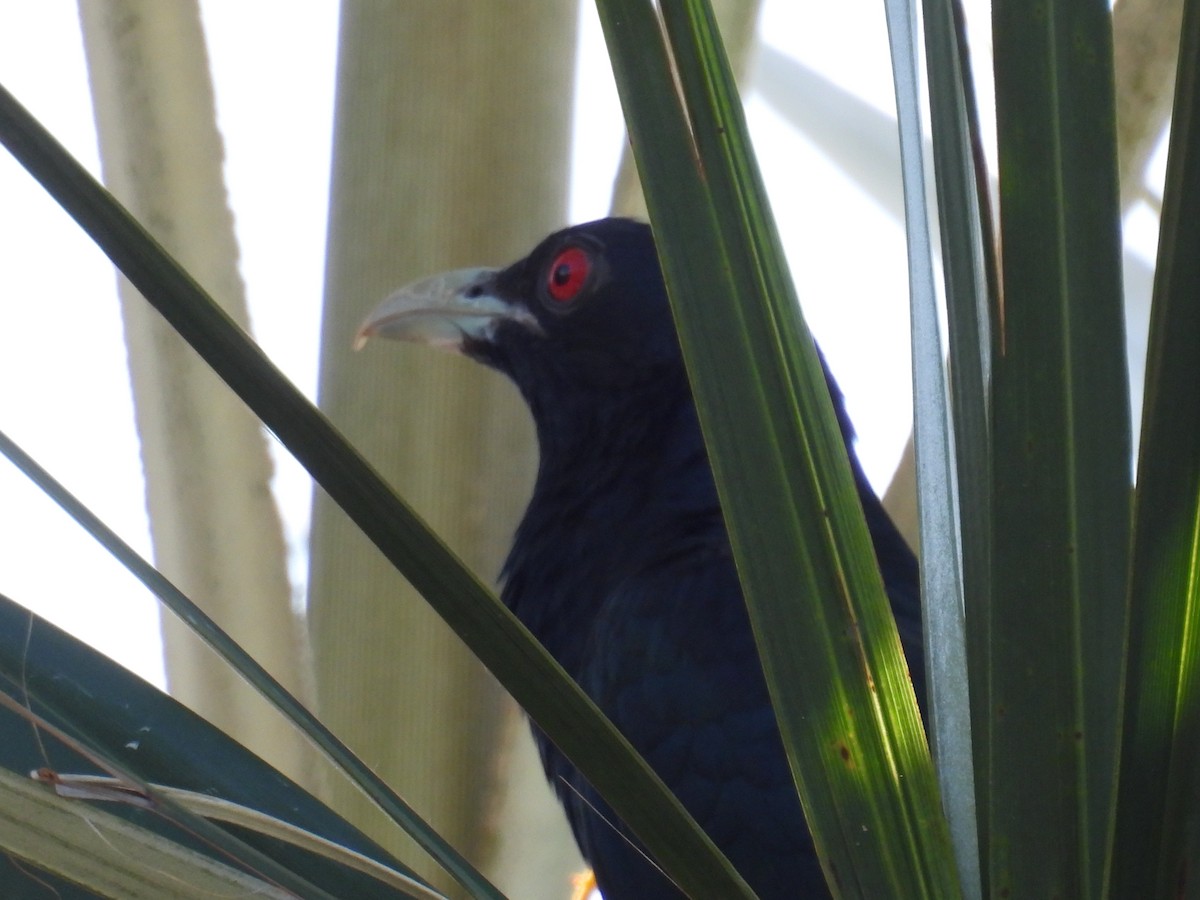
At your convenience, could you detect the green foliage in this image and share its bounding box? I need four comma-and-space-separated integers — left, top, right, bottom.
986, 0, 1131, 894
0, 77, 747, 900
597, 0, 958, 895
1, 0, 1197, 896
0, 590, 422, 898
1109, 0, 1200, 891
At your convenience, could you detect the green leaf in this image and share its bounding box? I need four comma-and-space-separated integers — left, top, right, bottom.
890, 0, 984, 893
0, 591, 424, 898
1109, 0, 1200, 891
0, 766, 289, 899
987, 0, 1131, 893
0, 79, 746, 900
597, 0, 959, 894
0, 426, 483, 897
920, 5, 997, 894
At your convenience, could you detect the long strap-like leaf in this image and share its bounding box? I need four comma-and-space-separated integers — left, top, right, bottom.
0, 427, 475, 898
886, 0, 981, 894
597, 0, 960, 895
0, 81, 749, 900
988, 0, 1131, 893
1109, 0, 1200, 891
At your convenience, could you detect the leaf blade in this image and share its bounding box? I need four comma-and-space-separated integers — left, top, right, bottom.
1109, 0, 1200, 890
599, 0, 960, 894
988, 0, 1130, 892
0, 79, 750, 900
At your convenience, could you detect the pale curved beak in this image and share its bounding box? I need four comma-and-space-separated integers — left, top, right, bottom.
354, 266, 523, 352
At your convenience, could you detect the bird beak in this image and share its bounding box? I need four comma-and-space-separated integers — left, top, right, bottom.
354, 266, 537, 352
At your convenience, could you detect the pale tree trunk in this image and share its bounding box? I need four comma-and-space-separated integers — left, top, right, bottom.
306, 3, 578, 896
78, 0, 312, 785
1114, 0, 1185, 208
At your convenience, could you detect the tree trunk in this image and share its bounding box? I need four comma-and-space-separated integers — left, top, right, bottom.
78, 0, 312, 785
306, 3, 579, 895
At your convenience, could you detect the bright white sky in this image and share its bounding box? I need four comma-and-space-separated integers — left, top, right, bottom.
0, 1, 1161, 691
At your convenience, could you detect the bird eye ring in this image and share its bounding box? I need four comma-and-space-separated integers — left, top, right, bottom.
544, 246, 592, 304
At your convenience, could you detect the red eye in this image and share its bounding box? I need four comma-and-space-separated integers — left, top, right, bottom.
545, 246, 591, 303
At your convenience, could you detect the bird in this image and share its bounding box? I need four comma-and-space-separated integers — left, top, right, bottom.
357, 218, 924, 898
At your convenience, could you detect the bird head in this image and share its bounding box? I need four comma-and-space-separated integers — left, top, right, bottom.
357, 216, 859, 454
356, 219, 683, 400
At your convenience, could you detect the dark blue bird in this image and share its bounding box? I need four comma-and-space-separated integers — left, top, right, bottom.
357, 218, 924, 898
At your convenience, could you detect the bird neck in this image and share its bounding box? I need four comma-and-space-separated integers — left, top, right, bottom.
502, 372, 721, 665
501, 365, 908, 676
527, 371, 716, 524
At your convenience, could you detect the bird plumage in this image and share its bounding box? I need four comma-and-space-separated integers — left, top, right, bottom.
359, 218, 924, 898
